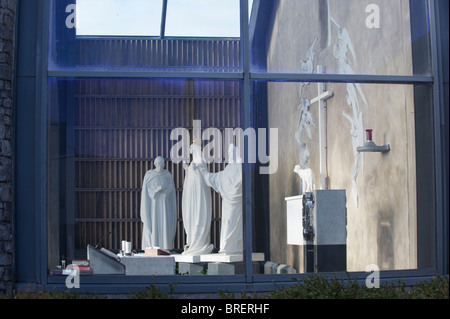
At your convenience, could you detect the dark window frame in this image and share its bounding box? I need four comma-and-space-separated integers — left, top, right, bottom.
12, 0, 448, 294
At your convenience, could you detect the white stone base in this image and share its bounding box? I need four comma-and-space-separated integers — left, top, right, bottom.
173, 254, 201, 263
200, 253, 265, 263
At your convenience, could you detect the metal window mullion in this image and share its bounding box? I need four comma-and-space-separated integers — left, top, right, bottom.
240, 0, 253, 284
46, 72, 434, 85
429, 0, 446, 275
250, 72, 433, 84
160, 0, 168, 39
39, 0, 50, 286
47, 70, 245, 80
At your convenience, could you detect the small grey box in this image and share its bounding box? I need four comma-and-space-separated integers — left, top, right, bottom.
313, 190, 347, 246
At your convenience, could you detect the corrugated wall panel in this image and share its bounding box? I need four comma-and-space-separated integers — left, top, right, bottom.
77, 38, 241, 71
74, 76, 241, 253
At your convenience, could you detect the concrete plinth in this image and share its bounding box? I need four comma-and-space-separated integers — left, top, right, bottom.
207, 262, 235, 275
200, 253, 265, 263
264, 261, 279, 274
234, 261, 262, 274
120, 255, 175, 276
178, 263, 206, 275
173, 254, 201, 263
174, 253, 265, 275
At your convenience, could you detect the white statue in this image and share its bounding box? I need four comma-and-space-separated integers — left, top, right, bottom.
299, 36, 318, 97
300, 36, 318, 75
332, 17, 368, 207
200, 144, 243, 255
140, 156, 177, 251
343, 111, 365, 208
296, 98, 315, 142
181, 140, 214, 256
298, 142, 310, 169
294, 164, 315, 194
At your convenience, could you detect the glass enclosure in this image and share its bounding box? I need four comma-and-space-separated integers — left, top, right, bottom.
252, 81, 435, 274
47, 78, 243, 274
250, 0, 431, 76
46, 0, 436, 280
48, 0, 242, 71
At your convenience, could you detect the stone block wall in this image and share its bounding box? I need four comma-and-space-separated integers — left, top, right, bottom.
0, 0, 16, 296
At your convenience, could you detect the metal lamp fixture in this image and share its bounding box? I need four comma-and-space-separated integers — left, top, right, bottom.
357, 129, 390, 153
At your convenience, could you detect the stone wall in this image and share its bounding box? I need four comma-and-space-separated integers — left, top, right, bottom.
0, 0, 16, 295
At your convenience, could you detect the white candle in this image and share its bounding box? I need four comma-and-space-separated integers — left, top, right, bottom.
125, 242, 132, 255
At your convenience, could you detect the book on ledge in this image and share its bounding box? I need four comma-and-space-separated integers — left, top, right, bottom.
144, 247, 171, 256
72, 259, 90, 270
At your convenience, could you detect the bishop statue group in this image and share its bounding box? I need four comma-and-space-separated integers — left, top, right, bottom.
140, 141, 243, 256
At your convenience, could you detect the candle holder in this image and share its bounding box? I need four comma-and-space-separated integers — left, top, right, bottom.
357, 129, 390, 153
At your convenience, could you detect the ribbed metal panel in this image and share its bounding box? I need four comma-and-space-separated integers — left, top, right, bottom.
77, 38, 241, 71
73, 77, 242, 253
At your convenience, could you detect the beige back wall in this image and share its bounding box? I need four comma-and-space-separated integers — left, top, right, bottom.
265, 0, 417, 272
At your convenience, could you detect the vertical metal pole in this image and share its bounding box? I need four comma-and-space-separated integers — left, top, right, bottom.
429, 0, 446, 275
309, 66, 333, 190
37, 0, 50, 286
240, 0, 253, 283
317, 66, 326, 189
160, 0, 168, 38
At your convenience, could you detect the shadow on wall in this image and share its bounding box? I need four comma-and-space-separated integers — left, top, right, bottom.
377, 210, 394, 270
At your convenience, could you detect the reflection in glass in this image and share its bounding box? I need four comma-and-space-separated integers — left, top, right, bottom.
49, 0, 241, 71
76, 0, 163, 37
253, 81, 435, 274
47, 78, 242, 275
250, 0, 431, 75
165, 0, 240, 37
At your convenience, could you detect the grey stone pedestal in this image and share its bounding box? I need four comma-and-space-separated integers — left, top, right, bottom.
121, 255, 175, 276
207, 262, 235, 275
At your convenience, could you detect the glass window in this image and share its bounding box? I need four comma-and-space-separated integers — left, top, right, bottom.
75, 0, 242, 38
250, 0, 432, 76
252, 80, 435, 274
44, 0, 438, 285
76, 0, 163, 37
47, 78, 243, 276
48, 0, 241, 71
165, 0, 241, 37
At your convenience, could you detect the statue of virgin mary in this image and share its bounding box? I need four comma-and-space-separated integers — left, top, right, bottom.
181, 140, 214, 256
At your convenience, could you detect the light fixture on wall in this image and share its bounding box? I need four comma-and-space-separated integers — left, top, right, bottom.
357, 129, 390, 153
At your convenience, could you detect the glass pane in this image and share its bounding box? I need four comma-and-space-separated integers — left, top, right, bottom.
48, 0, 241, 71
250, 0, 431, 75
165, 0, 240, 37
251, 80, 436, 274
76, 0, 163, 37
47, 78, 244, 276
